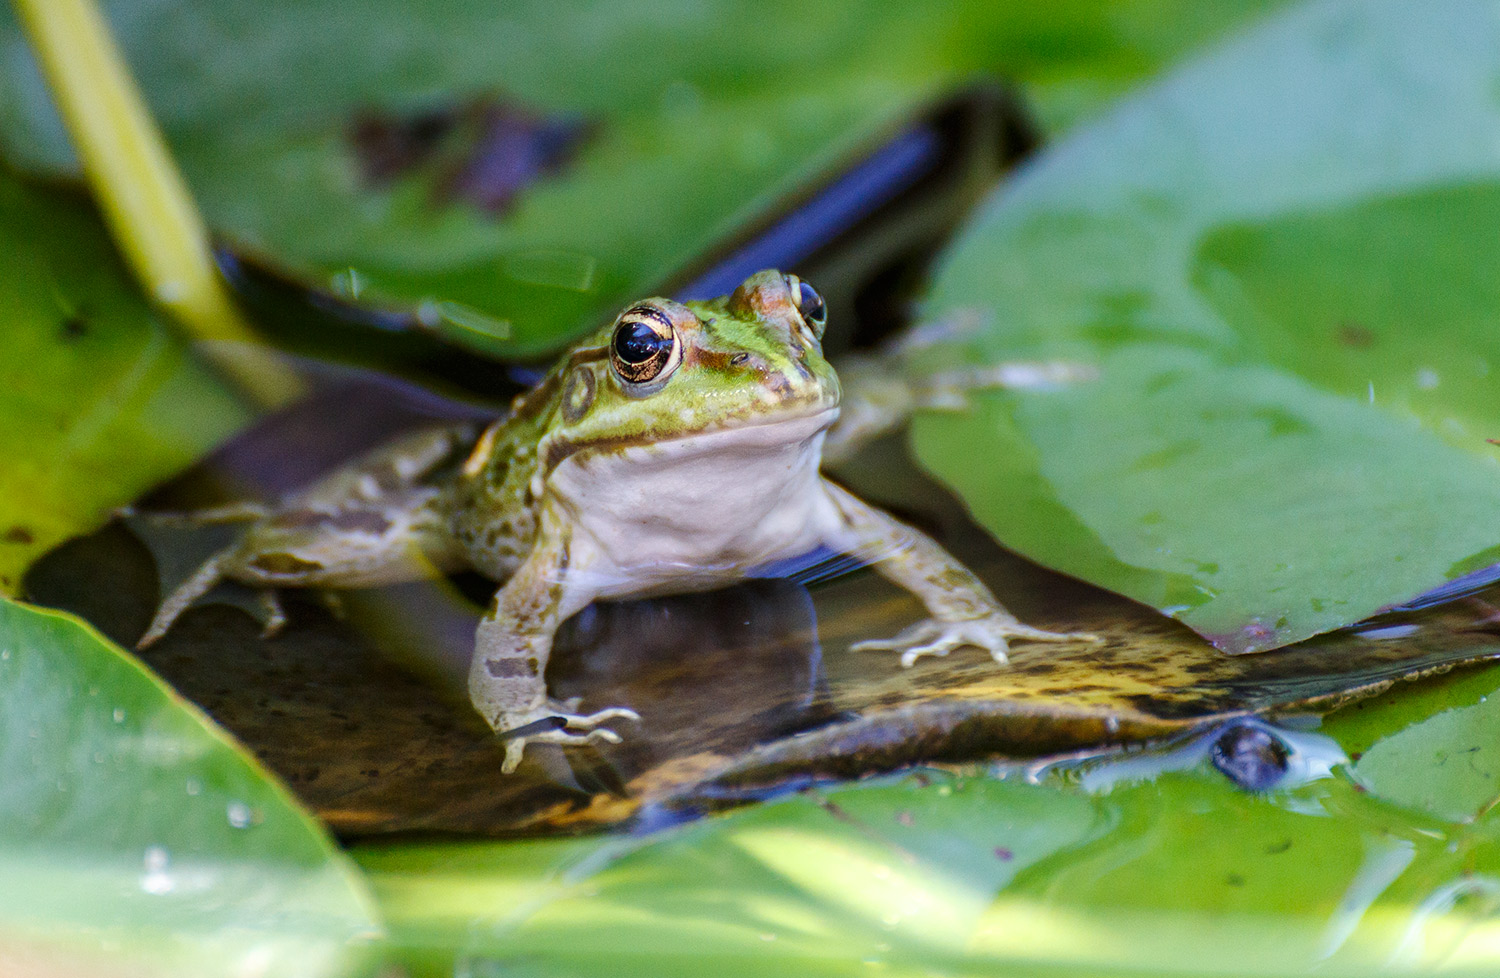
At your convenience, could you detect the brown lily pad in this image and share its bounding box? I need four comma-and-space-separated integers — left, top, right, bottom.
23, 376, 1500, 837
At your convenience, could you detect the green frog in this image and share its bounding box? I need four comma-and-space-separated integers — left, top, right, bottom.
138, 271, 1094, 771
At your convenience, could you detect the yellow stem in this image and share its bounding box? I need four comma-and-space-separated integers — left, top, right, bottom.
11, 0, 301, 406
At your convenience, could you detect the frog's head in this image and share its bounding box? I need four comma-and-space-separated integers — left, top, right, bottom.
542, 270, 840, 457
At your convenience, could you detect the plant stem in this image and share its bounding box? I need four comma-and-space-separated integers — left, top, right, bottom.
10, 0, 301, 406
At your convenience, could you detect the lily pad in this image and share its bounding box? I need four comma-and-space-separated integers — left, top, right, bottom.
0, 172, 248, 596
356, 712, 1500, 977
1347, 666, 1500, 823
0, 597, 381, 977
0, 0, 1285, 357
913, 0, 1500, 653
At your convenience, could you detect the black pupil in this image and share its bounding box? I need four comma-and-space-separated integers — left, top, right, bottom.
796, 281, 826, 324
615, 321, 667, 364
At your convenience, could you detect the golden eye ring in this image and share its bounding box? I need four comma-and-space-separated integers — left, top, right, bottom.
785, 274, 827, 339
610, 305, 681, 385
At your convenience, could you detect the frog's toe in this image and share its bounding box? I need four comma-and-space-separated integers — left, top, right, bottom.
495, 706, 640, 773
854, 616, 1099, 668
556, 705, 642, 729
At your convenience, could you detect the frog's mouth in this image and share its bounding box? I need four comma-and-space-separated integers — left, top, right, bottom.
542, 405, 839, 480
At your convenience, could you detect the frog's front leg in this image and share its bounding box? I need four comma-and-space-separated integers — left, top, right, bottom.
820, 481, 1098, 667
468, 520, 639, 773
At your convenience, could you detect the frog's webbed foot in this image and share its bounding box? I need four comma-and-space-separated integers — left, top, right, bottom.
495, 702, 642, 773
852, 615, 1100, 668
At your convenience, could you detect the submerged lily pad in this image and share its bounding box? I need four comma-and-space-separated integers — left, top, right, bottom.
0, 597, 381, 977
0, 0, 1285, 357
0, 173, 247, 596
913, 0, 1500, 653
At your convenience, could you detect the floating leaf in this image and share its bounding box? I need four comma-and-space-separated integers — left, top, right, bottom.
0, 0, 1285, 356
0, 173, 248, 595
914, 0, 1500, 653
357, 719, 1500, 977
0, 598, 381, 977
1346, 666, 1500, 823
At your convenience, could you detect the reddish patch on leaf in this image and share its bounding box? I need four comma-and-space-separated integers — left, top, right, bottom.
348, 97, 597, 215
1336, 322, 1376, 348
3, 525, 34, 545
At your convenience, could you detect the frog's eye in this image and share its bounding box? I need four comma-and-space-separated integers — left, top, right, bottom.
611, 306, 681, 385
785, 274, 827, 340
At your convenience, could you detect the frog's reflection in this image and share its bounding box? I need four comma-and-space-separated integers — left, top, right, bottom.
339, 572, 834, 796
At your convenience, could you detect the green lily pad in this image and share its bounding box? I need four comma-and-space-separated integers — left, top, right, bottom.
1347, 666, 1500, 824
0, 597, 381, 977
913, 0, 1500, 653
0, 173, 248, 596
0, 0, 1285, 357
356, 685, 1500, 978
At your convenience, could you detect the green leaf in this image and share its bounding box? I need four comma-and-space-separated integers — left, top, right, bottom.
0, 0, 1285, 357
358, 731, 1500, 977
0, 173, 248, 595
913, 0, 1500, 653
0, 597, 382, 977
1341, 665, 1500, 823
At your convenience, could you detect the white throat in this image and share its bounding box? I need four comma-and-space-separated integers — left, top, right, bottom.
546, 408, 842, 597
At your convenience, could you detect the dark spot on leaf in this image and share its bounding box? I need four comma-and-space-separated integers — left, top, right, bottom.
1264, 839, 1292, 855
443, 101, 595, 213
59, 315, 88, 340
1226, 873, 1245, 886
994, 847, 1013, 861
3, 525, 34, 545
351, 97, 596, 215
349, 107, 458, 185
1336, 322, 1375, 348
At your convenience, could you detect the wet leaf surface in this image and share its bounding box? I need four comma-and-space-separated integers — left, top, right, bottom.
26, 378, 1500, 837
912, 0, 1500, 654
0, 173, 248, 596
0, 0, 1285, 357
355, 687, 1500, 977
0, 597, 381, 977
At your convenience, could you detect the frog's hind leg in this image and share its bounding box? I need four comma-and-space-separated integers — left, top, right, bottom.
136, 424, 477, 649
136, 546, 236, 648
137, 488, 464, 649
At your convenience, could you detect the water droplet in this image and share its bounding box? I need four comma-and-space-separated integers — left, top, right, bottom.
1, 648, 11, 660
330, 268, 366, 299
227, 800, 254, 829
112, 708, 126, 723
185, 778, 201, 796
1415, 367, 1440, 390
141, 845, 174, 895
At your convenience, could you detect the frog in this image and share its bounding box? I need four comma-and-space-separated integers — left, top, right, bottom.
137, 270, 1096, 772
